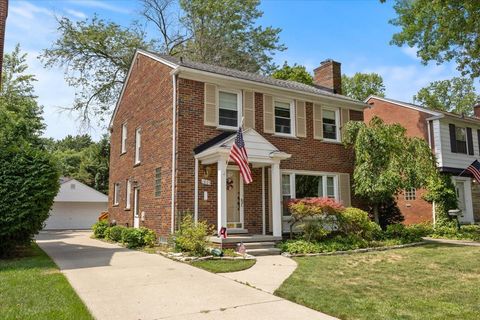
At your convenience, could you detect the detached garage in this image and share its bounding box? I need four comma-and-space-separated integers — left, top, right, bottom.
44, 178, 108, 230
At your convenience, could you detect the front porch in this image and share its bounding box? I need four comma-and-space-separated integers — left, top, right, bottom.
193, 129, 291, 239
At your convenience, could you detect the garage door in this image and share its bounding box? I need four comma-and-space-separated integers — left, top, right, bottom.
44, 202, 107, 230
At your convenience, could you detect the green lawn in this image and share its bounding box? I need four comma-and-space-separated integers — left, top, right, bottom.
0, 244, 93, 320
191, 259, 256, 273
275, 244, 480, 320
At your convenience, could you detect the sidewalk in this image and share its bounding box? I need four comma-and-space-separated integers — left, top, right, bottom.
423, 237, 480, 246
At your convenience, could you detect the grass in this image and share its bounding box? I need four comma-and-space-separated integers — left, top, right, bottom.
191, 259, 256, 273
0, 244, 93, 320
275, 244, 480, 320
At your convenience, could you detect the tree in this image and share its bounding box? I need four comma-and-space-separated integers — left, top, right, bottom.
387, 0, 480, 78
0, 47, 60, 256
343, 116, 437, 224
413, 77, 479, 115
271, 62, 313, 85
341, 72, 385, 101
42, 0, 285, 124
40, 16, 153, 124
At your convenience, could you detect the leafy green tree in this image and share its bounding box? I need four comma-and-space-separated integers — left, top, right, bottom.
343, 116, 437, 224
42, 0, 285, 124
341, 72, 385, 101
413, 77, 479, 115
0, 47, 60, 256
387, 0, 480, 78
271, 62, 313, 85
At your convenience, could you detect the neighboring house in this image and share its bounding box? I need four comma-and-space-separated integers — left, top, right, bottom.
108, 50, 367, 243
365, 96, 480, 224
44, 177, 108, 230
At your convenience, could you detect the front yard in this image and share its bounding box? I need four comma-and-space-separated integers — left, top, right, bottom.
0, 244, 92, 320
275, 244, 480, 320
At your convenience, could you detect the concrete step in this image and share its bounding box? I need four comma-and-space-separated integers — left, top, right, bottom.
242, 242, 276, 249
246, 247, 282, 256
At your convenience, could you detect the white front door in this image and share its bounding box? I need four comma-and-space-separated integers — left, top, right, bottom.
226, 170, 243, 229
133, 187, 140, 228
453, 177, 474, 224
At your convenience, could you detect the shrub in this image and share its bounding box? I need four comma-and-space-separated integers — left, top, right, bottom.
173, 214, 214, 256
300, 219, 331, 242
92, 220, 109, 239
0, 145, 60, 257
385, 223, 432, 243
280, 240, 322, 254
105, 225, 125, 242
338, 207, 381, 241
120, 227, 157, 248
432, 224, 480, 241
280, 235, 369, 254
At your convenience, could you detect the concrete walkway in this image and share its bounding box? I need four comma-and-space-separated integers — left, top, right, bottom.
220, 255, 297, 294
423, 237, 480, 246
36, 231, 336, 320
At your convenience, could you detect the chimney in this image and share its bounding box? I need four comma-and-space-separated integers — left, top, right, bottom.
313, 59, 342, 94
474, 100, 480, 118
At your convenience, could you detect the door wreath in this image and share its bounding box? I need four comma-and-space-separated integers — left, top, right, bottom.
226, 177, 234, 190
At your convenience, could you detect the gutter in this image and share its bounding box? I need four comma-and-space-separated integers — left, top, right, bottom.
171, 68, 180, 234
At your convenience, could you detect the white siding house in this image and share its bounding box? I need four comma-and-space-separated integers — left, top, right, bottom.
44, 178, 108, 230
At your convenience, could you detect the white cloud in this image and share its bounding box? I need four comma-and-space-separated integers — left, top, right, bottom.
65, 8, 87, 19
401, 46, 420, 61
68, 0, 132, 14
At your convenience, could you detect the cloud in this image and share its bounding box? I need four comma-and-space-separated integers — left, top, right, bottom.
10, 1, 53, 19
65, 8, 87, 19
401, 46, 420, 61
67, 0, 132, 14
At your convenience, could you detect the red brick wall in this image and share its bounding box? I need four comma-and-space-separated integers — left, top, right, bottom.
108, 54, 174, 237
364, 97, 433, 224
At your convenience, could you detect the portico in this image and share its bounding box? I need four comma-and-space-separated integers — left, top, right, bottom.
194, 129, 291, 237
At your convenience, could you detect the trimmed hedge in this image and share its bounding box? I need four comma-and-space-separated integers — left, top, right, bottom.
92, 220, 109, 238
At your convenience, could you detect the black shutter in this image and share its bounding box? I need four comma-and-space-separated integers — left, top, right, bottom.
478, 129, 480, 155
467, 127, 474, 155
449, 124, 457, 153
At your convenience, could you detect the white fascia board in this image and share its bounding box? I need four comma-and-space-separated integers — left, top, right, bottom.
365, 95, 442, 116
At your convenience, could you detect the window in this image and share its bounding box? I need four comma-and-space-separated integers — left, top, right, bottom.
125, 180, 131, 209
282, 172, 337, 216
323, 108, 338, 140
274, 100, 293, 134
121, 123, 127, 154
282, 174, 292, 216
218, 90, 239, 128
455, 127, 467, 154
404, 188, 416, 201
155, 168, 162, 197
113, 182, 120, 205
135, 128, 141, 164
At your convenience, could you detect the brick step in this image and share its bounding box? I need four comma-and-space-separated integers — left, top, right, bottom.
246, 247, 282, 256
242, 242, 276, 249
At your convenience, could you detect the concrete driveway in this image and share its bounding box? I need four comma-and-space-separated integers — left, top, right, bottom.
36, 231, 336, 320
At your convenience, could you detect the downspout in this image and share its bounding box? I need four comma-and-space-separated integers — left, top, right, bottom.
171, 69, 179, 234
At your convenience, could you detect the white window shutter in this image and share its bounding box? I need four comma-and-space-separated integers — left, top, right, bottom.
204, 83, 217, 126
338, 173, 351, 207
313, 103, 323, 140
243, 90, 255, 129
295, 100, 307, 138
263, 94, 274, 133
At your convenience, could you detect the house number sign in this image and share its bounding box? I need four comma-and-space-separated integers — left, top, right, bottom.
201, 179, 211, 186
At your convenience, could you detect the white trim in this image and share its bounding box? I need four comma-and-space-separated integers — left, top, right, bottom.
137, 49, 178, 68
194, 158, 199, 225
134, 127, 141, 165
271, 161, 282, 237
273, 97, 296, 137
121, 123, 127, 154
133, 187, 140, 228
365, 95, 442, 116
125, 179, 131, 209
171, 73, 178, 234
452, 176, 475, 224
322, 106, 341, 142
217, 87, 243, 130
262, 166, 266, 235
113, 182, 120, 206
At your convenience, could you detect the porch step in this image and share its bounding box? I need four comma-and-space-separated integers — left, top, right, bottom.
242, 242, 276, 249
245, 247, 282, 256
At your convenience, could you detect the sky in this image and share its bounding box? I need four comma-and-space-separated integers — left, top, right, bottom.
6, 0, 477, 141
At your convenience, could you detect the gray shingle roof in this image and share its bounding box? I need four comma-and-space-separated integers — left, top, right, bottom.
143, 50, 362, 104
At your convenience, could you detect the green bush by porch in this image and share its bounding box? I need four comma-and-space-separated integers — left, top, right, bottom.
0, 244, 92, 320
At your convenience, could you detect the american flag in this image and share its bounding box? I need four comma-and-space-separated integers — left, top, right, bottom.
466, 160, 480, 182
229, 128, 253, 184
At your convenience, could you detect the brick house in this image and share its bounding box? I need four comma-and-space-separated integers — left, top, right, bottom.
365, 96, 480, 224
108, 50, 367, 244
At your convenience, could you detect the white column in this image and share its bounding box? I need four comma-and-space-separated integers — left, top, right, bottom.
217, 158, 227, 233
194, 158, 199, 225
262, 166, 266, 235
271, 161, 282, 237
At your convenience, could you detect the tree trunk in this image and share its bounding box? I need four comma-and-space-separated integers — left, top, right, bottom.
373, 204, 380, 225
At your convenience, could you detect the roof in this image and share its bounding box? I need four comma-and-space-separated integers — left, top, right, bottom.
55, 178, 108, 203
193, 131, 235, 155
366, 95, 480, 124
140, 49, 362, 104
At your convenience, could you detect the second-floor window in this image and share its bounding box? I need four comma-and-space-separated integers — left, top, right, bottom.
218, 90, 239, 128
455, 127, 467, 154
323, 108, 339, 141
125, 179, 131, 209
121, 123, 127, 154
274, 100, 293, 135
113, 182, 120, 205
135, 128, 141, 164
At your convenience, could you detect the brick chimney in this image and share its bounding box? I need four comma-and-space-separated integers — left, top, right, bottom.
474, 100, 480, 118
313, 59, 342, 94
